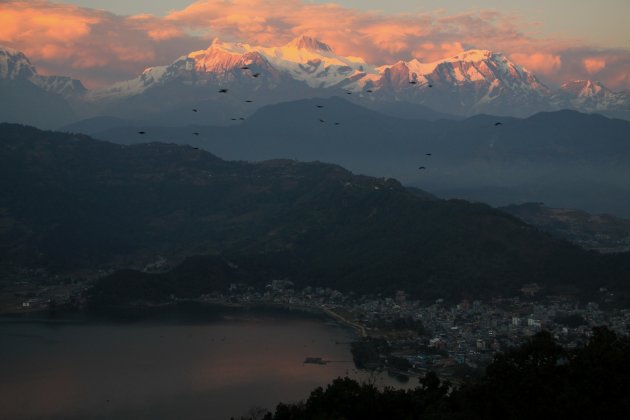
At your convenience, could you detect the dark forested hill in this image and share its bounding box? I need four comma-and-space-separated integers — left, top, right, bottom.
1, 123, 628, 301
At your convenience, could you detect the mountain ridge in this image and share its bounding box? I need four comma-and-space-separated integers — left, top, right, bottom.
74, 96, 630, 216
2, 42, 629, 128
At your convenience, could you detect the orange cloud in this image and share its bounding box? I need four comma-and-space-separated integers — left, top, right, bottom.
413, 42, 466, 63
510, 53, 563, 75
583, 58, 606, 74
0, 3, 98, 42
1, 0, 629, 90
0, 0, 201, 87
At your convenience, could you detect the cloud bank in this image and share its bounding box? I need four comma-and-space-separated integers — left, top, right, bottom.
1, 0, 628, 89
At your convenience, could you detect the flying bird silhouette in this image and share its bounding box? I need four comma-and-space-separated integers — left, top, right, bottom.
316, 105, 324, 108
252, 73, 261, 78
494, 122, 503, 126
218, 89, 228, 93
426, 153, 432, 156
418, 166, 426, 170
245, 100, 253, 103
137, 131, 146, 135
193, 132, 199, 136
192, 109, 198, 112
319, 119, 325, 123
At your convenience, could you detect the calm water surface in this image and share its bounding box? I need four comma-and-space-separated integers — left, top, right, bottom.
0, 306, 411, 419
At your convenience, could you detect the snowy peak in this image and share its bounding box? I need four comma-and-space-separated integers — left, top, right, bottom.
189, 43, 248, 73
377, 49, 548, 95
446, 49, 493, 62
92, 35, 374, 98
188, 41, 270, 74
426, 50, 543, 87
285, 35, 333, 53
32, 75, 86, 97
0, 46, 37, 80
560, 80, 610, 98
0, 46, 85, 97
554, 80, 629, 112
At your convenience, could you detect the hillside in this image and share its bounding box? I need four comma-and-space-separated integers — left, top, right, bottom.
1, 124, 629, 302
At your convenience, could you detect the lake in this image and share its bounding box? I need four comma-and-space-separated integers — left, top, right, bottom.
0, 305, 413, 419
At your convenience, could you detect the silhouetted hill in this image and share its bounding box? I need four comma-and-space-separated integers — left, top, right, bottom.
1, 124, 629, 302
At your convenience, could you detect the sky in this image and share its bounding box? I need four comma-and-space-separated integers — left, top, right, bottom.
1, 0, 629, 89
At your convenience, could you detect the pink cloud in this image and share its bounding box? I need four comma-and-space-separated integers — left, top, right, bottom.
583, 58, 606, 74
1, 0, 629, 90
509, 53, 563, 75
0, 0, 203, 87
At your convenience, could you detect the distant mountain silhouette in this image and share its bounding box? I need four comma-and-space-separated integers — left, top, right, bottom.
76, 97, 630, 217
0, 79, 76, 128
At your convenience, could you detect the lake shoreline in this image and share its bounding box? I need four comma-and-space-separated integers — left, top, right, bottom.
0, 300, 365, 339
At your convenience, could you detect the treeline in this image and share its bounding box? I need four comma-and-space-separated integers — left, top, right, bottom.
236, 327, 630, 419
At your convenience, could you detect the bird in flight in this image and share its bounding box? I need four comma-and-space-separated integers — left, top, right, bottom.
192, 109, 198, 112
252, 73, 261, 78
193, 132, 200, 136
219, 89, 228, 93
316, 105, 324, 108
334, 122, 340, 126
245, 100, 253, 103
494, 122, 503, 126
426, 153, 432, 156
319, 119, 325, 123
137, 131, 146, 135
346, 91, 352, 95
418, 166, 426, 170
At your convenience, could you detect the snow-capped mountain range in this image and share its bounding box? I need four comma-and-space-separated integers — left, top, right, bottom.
0, 47, 86, 97
1, 37, 629, 124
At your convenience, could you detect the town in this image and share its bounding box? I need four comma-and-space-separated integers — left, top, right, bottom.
200, 279, 630, 381
3, 273, 629, 382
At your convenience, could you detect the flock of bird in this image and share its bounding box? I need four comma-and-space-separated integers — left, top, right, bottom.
136, 65, 504, 172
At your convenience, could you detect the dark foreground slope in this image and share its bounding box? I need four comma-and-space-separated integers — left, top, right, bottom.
259, 328, 630, 420
1, 124, 628, 301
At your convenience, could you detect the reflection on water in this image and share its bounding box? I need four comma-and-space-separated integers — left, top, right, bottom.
0, 305, 414, 419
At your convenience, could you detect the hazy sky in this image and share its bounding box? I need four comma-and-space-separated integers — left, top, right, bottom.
57, 0, 630, 48
3, 0, 628, 89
